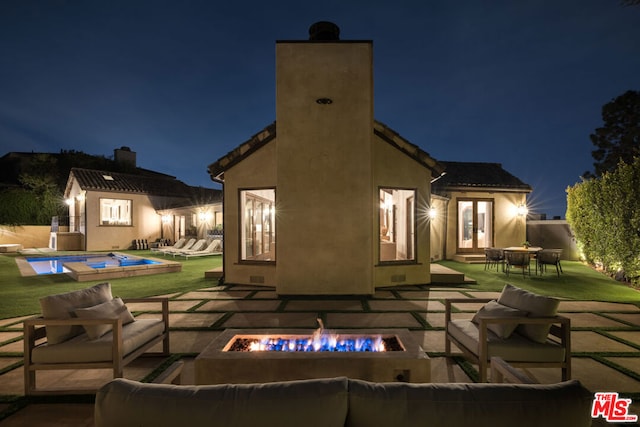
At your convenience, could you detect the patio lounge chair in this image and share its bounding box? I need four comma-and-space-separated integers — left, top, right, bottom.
152, 238, 186, 253
180, 240, 223, 259
170, 239, 207, 257
161, 238, 196, 256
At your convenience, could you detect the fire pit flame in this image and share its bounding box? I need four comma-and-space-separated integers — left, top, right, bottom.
239, 319, 388, 353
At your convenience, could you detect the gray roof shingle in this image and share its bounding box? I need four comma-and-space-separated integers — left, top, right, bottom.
432, 161, 532, 192
67, 168, 222, 205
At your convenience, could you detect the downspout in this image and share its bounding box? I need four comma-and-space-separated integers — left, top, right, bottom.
83, 196, 88, 251
442, 197, 449, 260
212, 174, 225, 286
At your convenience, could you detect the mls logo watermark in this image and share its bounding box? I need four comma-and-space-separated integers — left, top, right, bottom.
592, 392, 638, 423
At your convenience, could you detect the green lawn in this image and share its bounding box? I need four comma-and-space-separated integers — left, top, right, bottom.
439, 260, 640, 305
0, 250, 222, 320
0, 252, 638, 320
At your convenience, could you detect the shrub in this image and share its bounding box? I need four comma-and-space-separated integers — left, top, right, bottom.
567, 157, 640, 285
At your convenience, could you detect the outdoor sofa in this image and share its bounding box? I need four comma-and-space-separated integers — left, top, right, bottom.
95, 372, 593, 427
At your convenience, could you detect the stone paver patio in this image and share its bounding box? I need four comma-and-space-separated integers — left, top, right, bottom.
1, 283, 639, 426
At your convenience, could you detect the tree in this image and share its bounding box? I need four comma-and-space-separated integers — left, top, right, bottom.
586, 90, 640, 178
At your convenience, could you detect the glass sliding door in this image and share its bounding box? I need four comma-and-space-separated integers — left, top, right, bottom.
457, 199, 493, 253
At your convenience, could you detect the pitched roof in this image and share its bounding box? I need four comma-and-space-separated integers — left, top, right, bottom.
431, 161, 532, 193
207, 120, 444, 182
66, 168, 222, 205
208, 122, 277, 182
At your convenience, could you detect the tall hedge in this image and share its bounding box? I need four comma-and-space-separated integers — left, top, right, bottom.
567, 157, 640, 284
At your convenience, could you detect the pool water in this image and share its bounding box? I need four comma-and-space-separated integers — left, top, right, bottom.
26, 253, 161, 275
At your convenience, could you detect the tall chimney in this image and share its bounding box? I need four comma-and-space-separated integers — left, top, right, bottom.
114, 146, 136, 168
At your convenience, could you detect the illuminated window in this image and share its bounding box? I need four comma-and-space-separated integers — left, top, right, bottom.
240, 189, 275, 261
379, 188, 416, 262
100, 198, 132, 226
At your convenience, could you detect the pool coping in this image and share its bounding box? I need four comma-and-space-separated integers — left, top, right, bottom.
15, 252, 182, 281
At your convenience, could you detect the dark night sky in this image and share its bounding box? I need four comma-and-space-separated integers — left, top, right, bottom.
1, 1, 639, 218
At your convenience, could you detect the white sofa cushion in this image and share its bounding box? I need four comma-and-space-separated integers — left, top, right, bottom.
31, 319, 164, 364
39, 282, 113, 344
95, 377, 349, 427
74, 297, 135, 339
498, 284, 560, 343
472, 300, 528, 339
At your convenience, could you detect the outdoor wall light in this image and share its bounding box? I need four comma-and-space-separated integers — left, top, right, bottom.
65, 198, 74, 206
429, 207, 437, 219
161, 215, 171, 224
198, 212, 212, 222
516, 204, 528, 217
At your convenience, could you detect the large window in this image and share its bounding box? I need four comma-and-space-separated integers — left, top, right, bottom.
379, 188, 416, 262
100, 198, 132, 226
240, 189, 275, 261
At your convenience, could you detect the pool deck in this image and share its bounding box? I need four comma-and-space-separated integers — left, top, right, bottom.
1, 281, 639, 426
14, 252, 181, 281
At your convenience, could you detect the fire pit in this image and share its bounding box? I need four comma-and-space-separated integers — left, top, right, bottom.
195, 325, 430, 384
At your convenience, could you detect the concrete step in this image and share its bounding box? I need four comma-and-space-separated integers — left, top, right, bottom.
452, 254, 486, 264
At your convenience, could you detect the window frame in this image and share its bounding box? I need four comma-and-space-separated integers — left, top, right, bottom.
238, 188, 276, 264
99, 198, 133, 226
378, 187, 418, 265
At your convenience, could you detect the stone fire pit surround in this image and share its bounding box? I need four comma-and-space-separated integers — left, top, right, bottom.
195, 328, 430, 385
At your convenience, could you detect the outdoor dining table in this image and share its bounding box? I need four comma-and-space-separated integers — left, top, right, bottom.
502, 246, 543, 253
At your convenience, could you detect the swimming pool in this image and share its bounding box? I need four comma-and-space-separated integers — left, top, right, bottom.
18, 252, 181, 281
25, 253, 161, 275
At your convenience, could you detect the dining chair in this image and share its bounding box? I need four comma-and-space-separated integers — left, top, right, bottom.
504, 251, 531, 277
537, 249, 563, 277
484, 248, 504, 271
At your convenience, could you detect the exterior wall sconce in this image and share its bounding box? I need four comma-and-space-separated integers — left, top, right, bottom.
65, 198, 74, 206
516, 204, 528, 217
429, 207, 437, 219
198, 212, 212, 222
161, 215, 172, 224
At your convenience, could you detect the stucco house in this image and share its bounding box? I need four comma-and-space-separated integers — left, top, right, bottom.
429, 161, 532, 262
208, 22, 445, 295
207, 22, 534, 295
63, 150, 222, 251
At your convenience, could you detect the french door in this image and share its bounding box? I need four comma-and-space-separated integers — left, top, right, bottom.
457, 199, 493, 253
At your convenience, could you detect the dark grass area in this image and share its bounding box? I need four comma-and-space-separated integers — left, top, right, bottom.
0, 250, 222, 319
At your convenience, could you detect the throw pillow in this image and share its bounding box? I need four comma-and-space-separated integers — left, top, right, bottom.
39, 282, 113, 344
497, 284, 560, 343
472, 300, 528, 339
74, 297, 135, 340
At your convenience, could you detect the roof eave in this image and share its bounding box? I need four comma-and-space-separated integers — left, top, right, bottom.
434, 185, 532, 193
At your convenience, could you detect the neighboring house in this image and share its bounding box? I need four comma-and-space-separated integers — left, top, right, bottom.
207, 22, 444, 295
429, 161, 532, 262
63, 160, 222, 251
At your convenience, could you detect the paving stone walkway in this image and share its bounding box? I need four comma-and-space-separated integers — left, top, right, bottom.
1, 283, 639, 426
